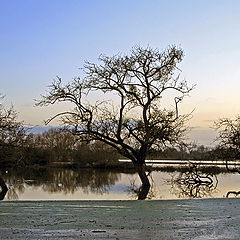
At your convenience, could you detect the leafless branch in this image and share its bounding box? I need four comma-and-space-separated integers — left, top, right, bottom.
37, 45, 194, 189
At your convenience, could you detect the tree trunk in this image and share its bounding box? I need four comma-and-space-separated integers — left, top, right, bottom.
0, 175, 8, 200
133, 163, 150, 200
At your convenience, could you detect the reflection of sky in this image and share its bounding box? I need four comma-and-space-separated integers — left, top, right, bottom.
5, 172, 240, 201
109, 184, 129, 193
1, 1, 240, 146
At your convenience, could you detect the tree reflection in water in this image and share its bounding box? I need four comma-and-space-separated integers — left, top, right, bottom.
2, 167, 154, 200
41, 169, 120, 195
127, 171, 161, 200
127, 179, 152, 200
0, 168, 122, 200
168, 165, 218, 198
0, 166, 225, 200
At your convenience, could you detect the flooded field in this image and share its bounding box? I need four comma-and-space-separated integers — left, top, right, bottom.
1, 199, 240, 239
1, 166, 240, 201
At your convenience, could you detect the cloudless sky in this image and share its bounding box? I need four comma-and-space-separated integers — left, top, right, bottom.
1, 0, 240, 145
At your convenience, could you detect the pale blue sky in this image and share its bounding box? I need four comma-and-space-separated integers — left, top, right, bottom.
1, 0, 240, 145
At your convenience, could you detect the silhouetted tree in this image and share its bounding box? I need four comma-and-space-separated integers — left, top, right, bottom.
215, 116, 240, 159
0, 95, 25, 147
0, 95, 26, 166
37, 46, 193, 199
214, 116, 240, 177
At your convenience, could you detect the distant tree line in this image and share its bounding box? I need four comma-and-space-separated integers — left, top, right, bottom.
0, 92, 239, 168
0, 122, 237, 168
0, 94, 239, 168
0, 127, 121, 168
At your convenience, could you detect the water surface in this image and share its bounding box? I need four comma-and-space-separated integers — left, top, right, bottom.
1, 167, 240, 200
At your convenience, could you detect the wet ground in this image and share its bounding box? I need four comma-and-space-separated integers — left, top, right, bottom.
0, 198, 239, 239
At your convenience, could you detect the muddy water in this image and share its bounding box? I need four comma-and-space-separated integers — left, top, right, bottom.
1, 167, 240, 200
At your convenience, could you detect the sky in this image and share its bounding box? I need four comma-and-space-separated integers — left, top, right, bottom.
1, 0, 240, 146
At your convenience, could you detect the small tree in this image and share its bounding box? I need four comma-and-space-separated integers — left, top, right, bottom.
0, 95, 25, 148
0, 95, 25, 195
37, 46, 193, 199
215, 116, 240, 175
215, 116, 240, 159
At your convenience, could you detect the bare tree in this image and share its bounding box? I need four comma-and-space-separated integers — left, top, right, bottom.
215, 116, 240, 175
0, 95, 26, 147
37, 46, 193, 199
215, 116, 240, 159
215, 116, 240, 198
